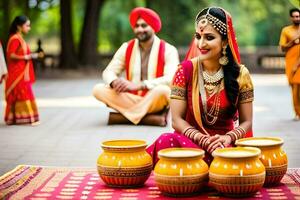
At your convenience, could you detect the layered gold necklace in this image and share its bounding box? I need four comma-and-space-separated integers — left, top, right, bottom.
198, 58, 223, 125
203, 68, 224, 94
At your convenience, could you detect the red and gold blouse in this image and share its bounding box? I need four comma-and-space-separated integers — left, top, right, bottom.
171, 59, 253, 135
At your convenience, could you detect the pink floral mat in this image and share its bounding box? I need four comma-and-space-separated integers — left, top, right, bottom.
0, 165, 299, 199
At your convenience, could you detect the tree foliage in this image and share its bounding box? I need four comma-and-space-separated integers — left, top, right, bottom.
0, 0, 298, 68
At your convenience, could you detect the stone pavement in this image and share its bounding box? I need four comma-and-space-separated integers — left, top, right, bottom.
0, 74, 299, 176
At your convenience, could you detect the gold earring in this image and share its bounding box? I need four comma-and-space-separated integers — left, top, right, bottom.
219, 46, 228, 65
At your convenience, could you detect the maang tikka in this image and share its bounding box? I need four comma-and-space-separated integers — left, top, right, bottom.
197, 8, 210, 32
219, 45, 229, 65
196, 7, 227, 36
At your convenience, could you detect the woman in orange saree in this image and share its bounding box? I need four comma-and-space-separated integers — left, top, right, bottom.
147, 7, 254, 165
5, 15, 39, 125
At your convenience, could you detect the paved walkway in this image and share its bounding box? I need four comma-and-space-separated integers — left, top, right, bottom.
0, 74, 299, 175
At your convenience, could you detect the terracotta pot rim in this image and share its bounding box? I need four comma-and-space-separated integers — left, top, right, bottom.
158, 148, 205, 159
101, 139, 147, 150
212, 147, 261, 158
235, 137, 284, 147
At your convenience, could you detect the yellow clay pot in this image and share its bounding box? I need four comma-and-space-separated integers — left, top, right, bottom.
154, 148, 208, 196
209, 147, 265, 197
97, 139, 152, 188
235, 137, 288, 186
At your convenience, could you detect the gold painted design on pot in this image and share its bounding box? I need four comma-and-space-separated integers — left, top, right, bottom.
154, 148, 208, 196
209, 147, 265, 197
97, 139, 152, 188
236, 137, 288, 186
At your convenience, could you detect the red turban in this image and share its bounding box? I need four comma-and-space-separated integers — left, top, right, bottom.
129, 7, 162, 33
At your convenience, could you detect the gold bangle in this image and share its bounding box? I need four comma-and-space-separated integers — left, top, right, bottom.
183, 127, 195, 135
226, 131, 237, 141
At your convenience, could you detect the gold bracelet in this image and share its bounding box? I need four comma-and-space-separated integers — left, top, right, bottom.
182, 127, 195, 135
198, 135, 209, 149
226, 126, 246, 142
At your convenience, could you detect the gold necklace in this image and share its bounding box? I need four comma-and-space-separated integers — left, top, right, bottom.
198, 58, 222, 125
204, 79, 222, 94
203, 68, 224, 84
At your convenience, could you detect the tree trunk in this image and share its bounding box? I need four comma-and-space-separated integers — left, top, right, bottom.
24, 0, 30, 16
145, 0, 152, 8
1, 0, 11, 47
78, 0, 105, 66
59, 0, 78, 68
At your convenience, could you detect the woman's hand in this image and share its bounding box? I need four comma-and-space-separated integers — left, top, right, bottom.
30, 53, 39, 59
206, 134, 232, 154
193, 133, 210, 149
24, 53, 38, 60
38, 51, 44, 58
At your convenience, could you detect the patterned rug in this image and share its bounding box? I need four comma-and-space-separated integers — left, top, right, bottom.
0, 165, 300, 200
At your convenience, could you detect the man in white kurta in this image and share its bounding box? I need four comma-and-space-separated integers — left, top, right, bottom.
0, 42, 7, 84
93, 7, 179, 126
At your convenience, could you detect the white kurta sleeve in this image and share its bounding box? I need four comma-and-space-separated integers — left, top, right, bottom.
0, 44, 7, 78
102, 42, 128, 85
143, 43, 179, 89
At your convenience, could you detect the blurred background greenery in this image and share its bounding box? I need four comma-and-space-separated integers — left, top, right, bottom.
0, 0, 299, 69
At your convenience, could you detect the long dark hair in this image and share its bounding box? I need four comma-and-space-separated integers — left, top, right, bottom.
196, 7, 240, 117
9, 15, 29, 35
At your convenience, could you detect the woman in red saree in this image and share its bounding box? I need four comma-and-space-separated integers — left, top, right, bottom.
147, 7, 254, 165
5, 15, 40, 125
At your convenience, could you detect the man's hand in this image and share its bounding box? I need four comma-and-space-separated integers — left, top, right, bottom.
0, 74, 7, 83
281, 35, 300, 52
293, 34, 300, 44
111, 78, 144, 93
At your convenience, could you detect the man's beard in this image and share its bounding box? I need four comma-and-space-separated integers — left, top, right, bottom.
293, 21, 300, 25
136, 32, 152, 42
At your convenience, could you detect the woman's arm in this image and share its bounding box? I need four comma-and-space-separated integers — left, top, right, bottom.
171, 98, 190, 133
7, 39, 38, 61
171, 98, 210, 149
237, 101, 253, 133
10, 53, 32, 60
